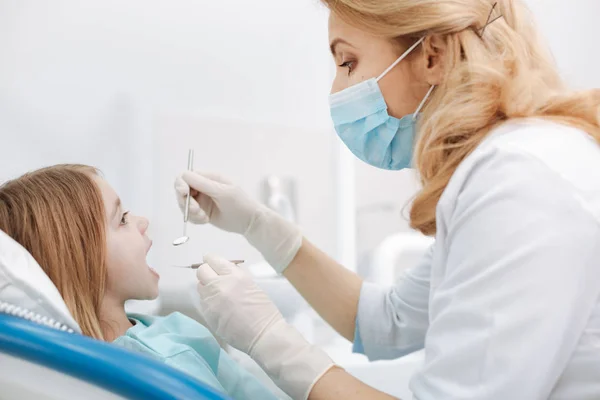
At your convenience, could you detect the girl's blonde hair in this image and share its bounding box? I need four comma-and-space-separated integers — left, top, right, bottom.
321, 0, 600, 235
0, 165, 107, 339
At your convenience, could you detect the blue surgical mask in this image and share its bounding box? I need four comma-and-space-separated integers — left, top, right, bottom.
329, 37, 435, 170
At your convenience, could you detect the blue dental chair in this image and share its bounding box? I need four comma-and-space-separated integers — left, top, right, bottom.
0, 230, 232, 400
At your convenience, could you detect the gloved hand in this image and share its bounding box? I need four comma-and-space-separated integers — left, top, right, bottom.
196, 255, 335, 400
174, 171, 302, 273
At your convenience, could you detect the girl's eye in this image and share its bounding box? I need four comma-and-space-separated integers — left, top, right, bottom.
120, 211, 130, 226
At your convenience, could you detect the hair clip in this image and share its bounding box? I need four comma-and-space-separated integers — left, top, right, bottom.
479, 2, 503, 37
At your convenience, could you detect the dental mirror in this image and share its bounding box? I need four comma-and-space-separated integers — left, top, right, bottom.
173, 149, 194, 247
172, 236, 189, 246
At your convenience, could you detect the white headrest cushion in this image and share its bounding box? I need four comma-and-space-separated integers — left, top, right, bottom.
0, 229, 81, 332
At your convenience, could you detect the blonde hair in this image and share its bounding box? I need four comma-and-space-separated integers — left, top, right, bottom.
322, 0, 600, 235
0, 165, 108, 339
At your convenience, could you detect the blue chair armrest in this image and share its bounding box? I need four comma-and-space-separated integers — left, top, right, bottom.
0, 313, 232, 400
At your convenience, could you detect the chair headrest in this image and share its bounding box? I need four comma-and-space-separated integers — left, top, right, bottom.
0, 229, 80, 332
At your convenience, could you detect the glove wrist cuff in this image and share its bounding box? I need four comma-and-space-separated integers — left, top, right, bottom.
245, 207, 303, 274
250, 320, 336, 400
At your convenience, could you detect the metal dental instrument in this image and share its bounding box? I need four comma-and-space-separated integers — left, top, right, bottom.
172, 260, 245, 269
173, 149, 194, 246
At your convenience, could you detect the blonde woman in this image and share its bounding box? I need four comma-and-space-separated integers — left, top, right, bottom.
175, 1, 600, 399
0, 165, 280, 400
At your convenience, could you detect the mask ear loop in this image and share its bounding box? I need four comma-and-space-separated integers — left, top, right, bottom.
376, 37, 425, 82
412, 85, 436, 120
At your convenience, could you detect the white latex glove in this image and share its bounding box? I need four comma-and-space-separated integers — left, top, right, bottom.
196, 255, 335, 400
174, 171, 302, 273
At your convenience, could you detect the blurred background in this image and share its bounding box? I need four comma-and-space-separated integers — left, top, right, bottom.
1, 1, 599, 397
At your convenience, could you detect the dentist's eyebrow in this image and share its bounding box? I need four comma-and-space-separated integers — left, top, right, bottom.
330, 38, 355, 56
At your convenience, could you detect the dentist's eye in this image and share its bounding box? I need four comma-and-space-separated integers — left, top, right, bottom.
339, 60, 356, 75
120, 211, 130, 226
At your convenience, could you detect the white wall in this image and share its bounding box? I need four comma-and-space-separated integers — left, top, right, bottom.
526, 0, 600, 90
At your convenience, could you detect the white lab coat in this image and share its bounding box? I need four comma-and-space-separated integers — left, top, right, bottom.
354, 119, 600, 399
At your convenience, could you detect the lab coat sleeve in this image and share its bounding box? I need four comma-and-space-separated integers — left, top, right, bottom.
410, 148, 600, 400
354, 244, 433, 361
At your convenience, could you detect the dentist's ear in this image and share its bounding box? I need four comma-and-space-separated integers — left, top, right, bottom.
421, 35, 447, 86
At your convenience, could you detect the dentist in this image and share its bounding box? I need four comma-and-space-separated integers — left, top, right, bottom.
175, 1, 600, 399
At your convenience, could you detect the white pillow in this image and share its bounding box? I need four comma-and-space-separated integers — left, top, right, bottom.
0, 229, 81, 332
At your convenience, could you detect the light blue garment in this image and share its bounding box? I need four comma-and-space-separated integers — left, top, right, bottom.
328, 37, 434, 170
113, 312, 278, 400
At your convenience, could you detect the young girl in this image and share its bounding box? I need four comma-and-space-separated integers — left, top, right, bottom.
0, 164, 281, 400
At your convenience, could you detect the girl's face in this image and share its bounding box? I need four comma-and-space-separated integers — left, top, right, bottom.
94, 176, 159, 304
